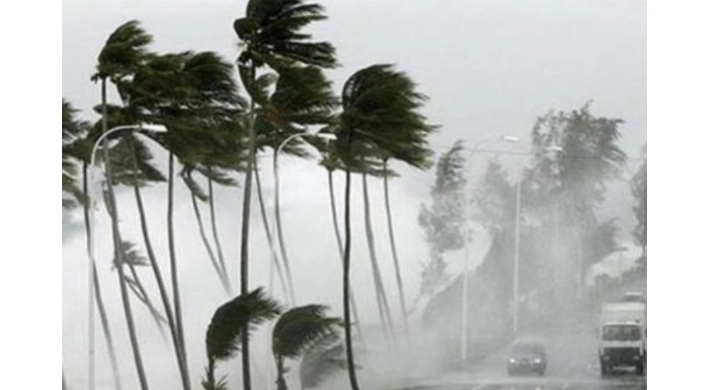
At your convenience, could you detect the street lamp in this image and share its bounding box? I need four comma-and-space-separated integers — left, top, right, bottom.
271, 131, 337, 305
86, 123, 166, 390
461, 134, 519, 363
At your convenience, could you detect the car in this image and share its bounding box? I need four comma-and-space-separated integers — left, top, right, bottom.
507, 340, 547, 376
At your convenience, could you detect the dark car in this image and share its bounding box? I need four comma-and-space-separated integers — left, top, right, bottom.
507, 340, 547, 376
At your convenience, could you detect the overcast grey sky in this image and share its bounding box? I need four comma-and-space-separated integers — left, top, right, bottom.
62, 0, 647, 388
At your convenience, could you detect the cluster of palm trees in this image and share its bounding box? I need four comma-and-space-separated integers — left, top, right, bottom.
62, 1, 436, 390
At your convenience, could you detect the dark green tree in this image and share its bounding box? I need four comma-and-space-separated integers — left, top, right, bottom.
271, 305, 341, 390
92, 20, 155, 390
203, 288, 281, 390
333, 64, 435, 390
233, 1, 336, 388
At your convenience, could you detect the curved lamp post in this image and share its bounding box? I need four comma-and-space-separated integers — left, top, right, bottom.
461, 134, 519, 363
271, 131, 337, 306
86, 123, 166, 390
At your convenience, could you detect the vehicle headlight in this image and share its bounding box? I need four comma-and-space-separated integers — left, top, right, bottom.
534, 358, 542, 363
509, 359, 516, 363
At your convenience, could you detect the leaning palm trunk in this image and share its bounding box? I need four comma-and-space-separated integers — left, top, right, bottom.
342, 168, 361, 390
275, 355, 287, 390
82, 163, 123, 390
254, 158, 289, 303
238, 65, 257, 390
327, 169, 365, 347
167, 152, 190, 382
272, 152, 297, 305
361, 172, 396, 345
382, 159, 411, 343
208, 171, 230, 286
127, 141, 191, 390
101, 78, 150, 390
190, 190, 231, 293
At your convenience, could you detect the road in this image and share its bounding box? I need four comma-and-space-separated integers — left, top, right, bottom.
379, 315, 647, 390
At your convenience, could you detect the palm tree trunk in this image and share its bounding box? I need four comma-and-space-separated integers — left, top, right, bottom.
167, 152, 190, 383
208, 172, 230, 288
101, 77, 150, 390
273, 151, 297, 305
361, 172, 396, 345
239, 62, 257, 390
275, 355, 288, 390
127, 142, 191, 390
342, 168, 360, 390
327, 170, 365, 348
190, 189, 231, 293
83, 163, 123, 390
254, 158, 289, 303
382, 159, 411, 343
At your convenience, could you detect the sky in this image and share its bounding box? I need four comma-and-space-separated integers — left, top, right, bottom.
53, 0, 685, 388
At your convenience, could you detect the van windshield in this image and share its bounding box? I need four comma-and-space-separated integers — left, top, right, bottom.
603, 324, 641, 341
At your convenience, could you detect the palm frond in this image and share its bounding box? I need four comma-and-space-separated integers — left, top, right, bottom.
112, 240, 149, 268
205, 287, 281, 362
94, 20, 153, 81
235, 0, 337, 69
336, 64, 435, 171
272, 304, 342, 359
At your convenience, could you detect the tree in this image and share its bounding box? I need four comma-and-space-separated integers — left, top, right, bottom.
526, 103, 627, 309
271, 305, 341, 390
333, 64, 434, 390
417, 141, 467, 302
203, 288, 281, 390
233, 1, 336, 388
92, 20, 155, 390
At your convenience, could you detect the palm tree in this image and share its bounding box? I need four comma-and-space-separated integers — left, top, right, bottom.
126, 49, 248, 390
233, 1, 336, 388
271, 305, 341, 390
93, 20, 155, 390
203, 288, 281, 390
333, 64, 435, 390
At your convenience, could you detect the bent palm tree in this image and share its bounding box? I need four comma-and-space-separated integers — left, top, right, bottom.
233, 1, 336, 388
271, 305, 341, 390
93, 20, 154, 390
333, 64, 435, 390
203, 288, 281, 390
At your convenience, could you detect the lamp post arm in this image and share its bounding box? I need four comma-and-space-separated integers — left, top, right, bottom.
90, 125, 142, 166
